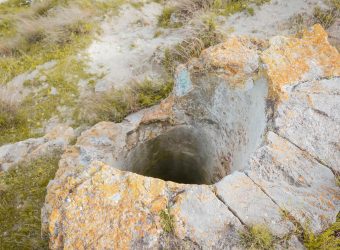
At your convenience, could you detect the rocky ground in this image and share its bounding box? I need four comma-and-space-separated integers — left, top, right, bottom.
0, 0, 339, 249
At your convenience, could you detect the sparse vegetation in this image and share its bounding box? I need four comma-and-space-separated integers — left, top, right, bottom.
280, 208, 340, 250
0, 0, 124, 145
0, 92, 30, 145
158, 0, 271, 28
78, 79, 173, 124
290, 0, 339, 34
336, 172, 340, 187
158, 6, 182, 28
160, 208, 175, 233
212, 0, 258, 16
0, 152, 62, 249
0, 0, 98, 83
168, 0, 270, 21
303, 213, 340, 250
162, 14, 224, 75
174, 0, 213, 19
0, 96, 26, 131
239, 225, 274, 250
313, 0, 339, 29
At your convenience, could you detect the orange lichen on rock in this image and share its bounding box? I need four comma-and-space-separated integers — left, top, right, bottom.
200, 36, 260, 87
47, 162, 169, 250
141, 96, 175, 124
261, 24, 340, 101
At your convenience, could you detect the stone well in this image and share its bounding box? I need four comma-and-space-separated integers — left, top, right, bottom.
43, 25, 339, 249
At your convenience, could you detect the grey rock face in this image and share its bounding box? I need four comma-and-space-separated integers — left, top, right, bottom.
246, 131, 339, 234
0, 125, 74, 171
215, 172, 294, 237
275, 78, 340, 174
172, 185, 243, 249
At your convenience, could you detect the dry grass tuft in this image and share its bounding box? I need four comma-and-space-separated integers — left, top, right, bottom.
313, 0, 339, 29
175, 0, 213, 19
162, 14, 225, 75
289, 0, 339, 34
0, 1, 94, 56
78, 79, 173, 124
0, 88, 26, 131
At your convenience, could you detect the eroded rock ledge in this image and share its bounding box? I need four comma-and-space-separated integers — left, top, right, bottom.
42, 25, 339, 249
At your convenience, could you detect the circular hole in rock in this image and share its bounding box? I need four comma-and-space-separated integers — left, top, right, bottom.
125, 126, 217, 185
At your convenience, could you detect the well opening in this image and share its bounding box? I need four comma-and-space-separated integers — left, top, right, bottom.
125, 126, 217, 185
124, 77, 268, 185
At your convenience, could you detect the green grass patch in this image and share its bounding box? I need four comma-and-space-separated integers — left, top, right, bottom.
0, 99, 30, 146
0, 152, 61, 249
0, 19, 96, 85
158, 6, 183, 28
0, 0, 124, 84
239, 225, 274, 250
213, 0, 270, 16
303, 213, 340, 250
160, 209, 174, 233
0, 40, 95, 146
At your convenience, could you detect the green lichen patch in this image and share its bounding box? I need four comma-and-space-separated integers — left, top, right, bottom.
0, 152, 61, 249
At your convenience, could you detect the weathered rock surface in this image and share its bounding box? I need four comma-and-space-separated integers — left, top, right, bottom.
275, 78, 340, 174
261, 24, 340, 101
0, 125, 74, 171
171, 184, 242, 249
215, 172, 293, 237
40, 25, 339, 249
46, 162, 169, 249
246, 132, 339, 234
